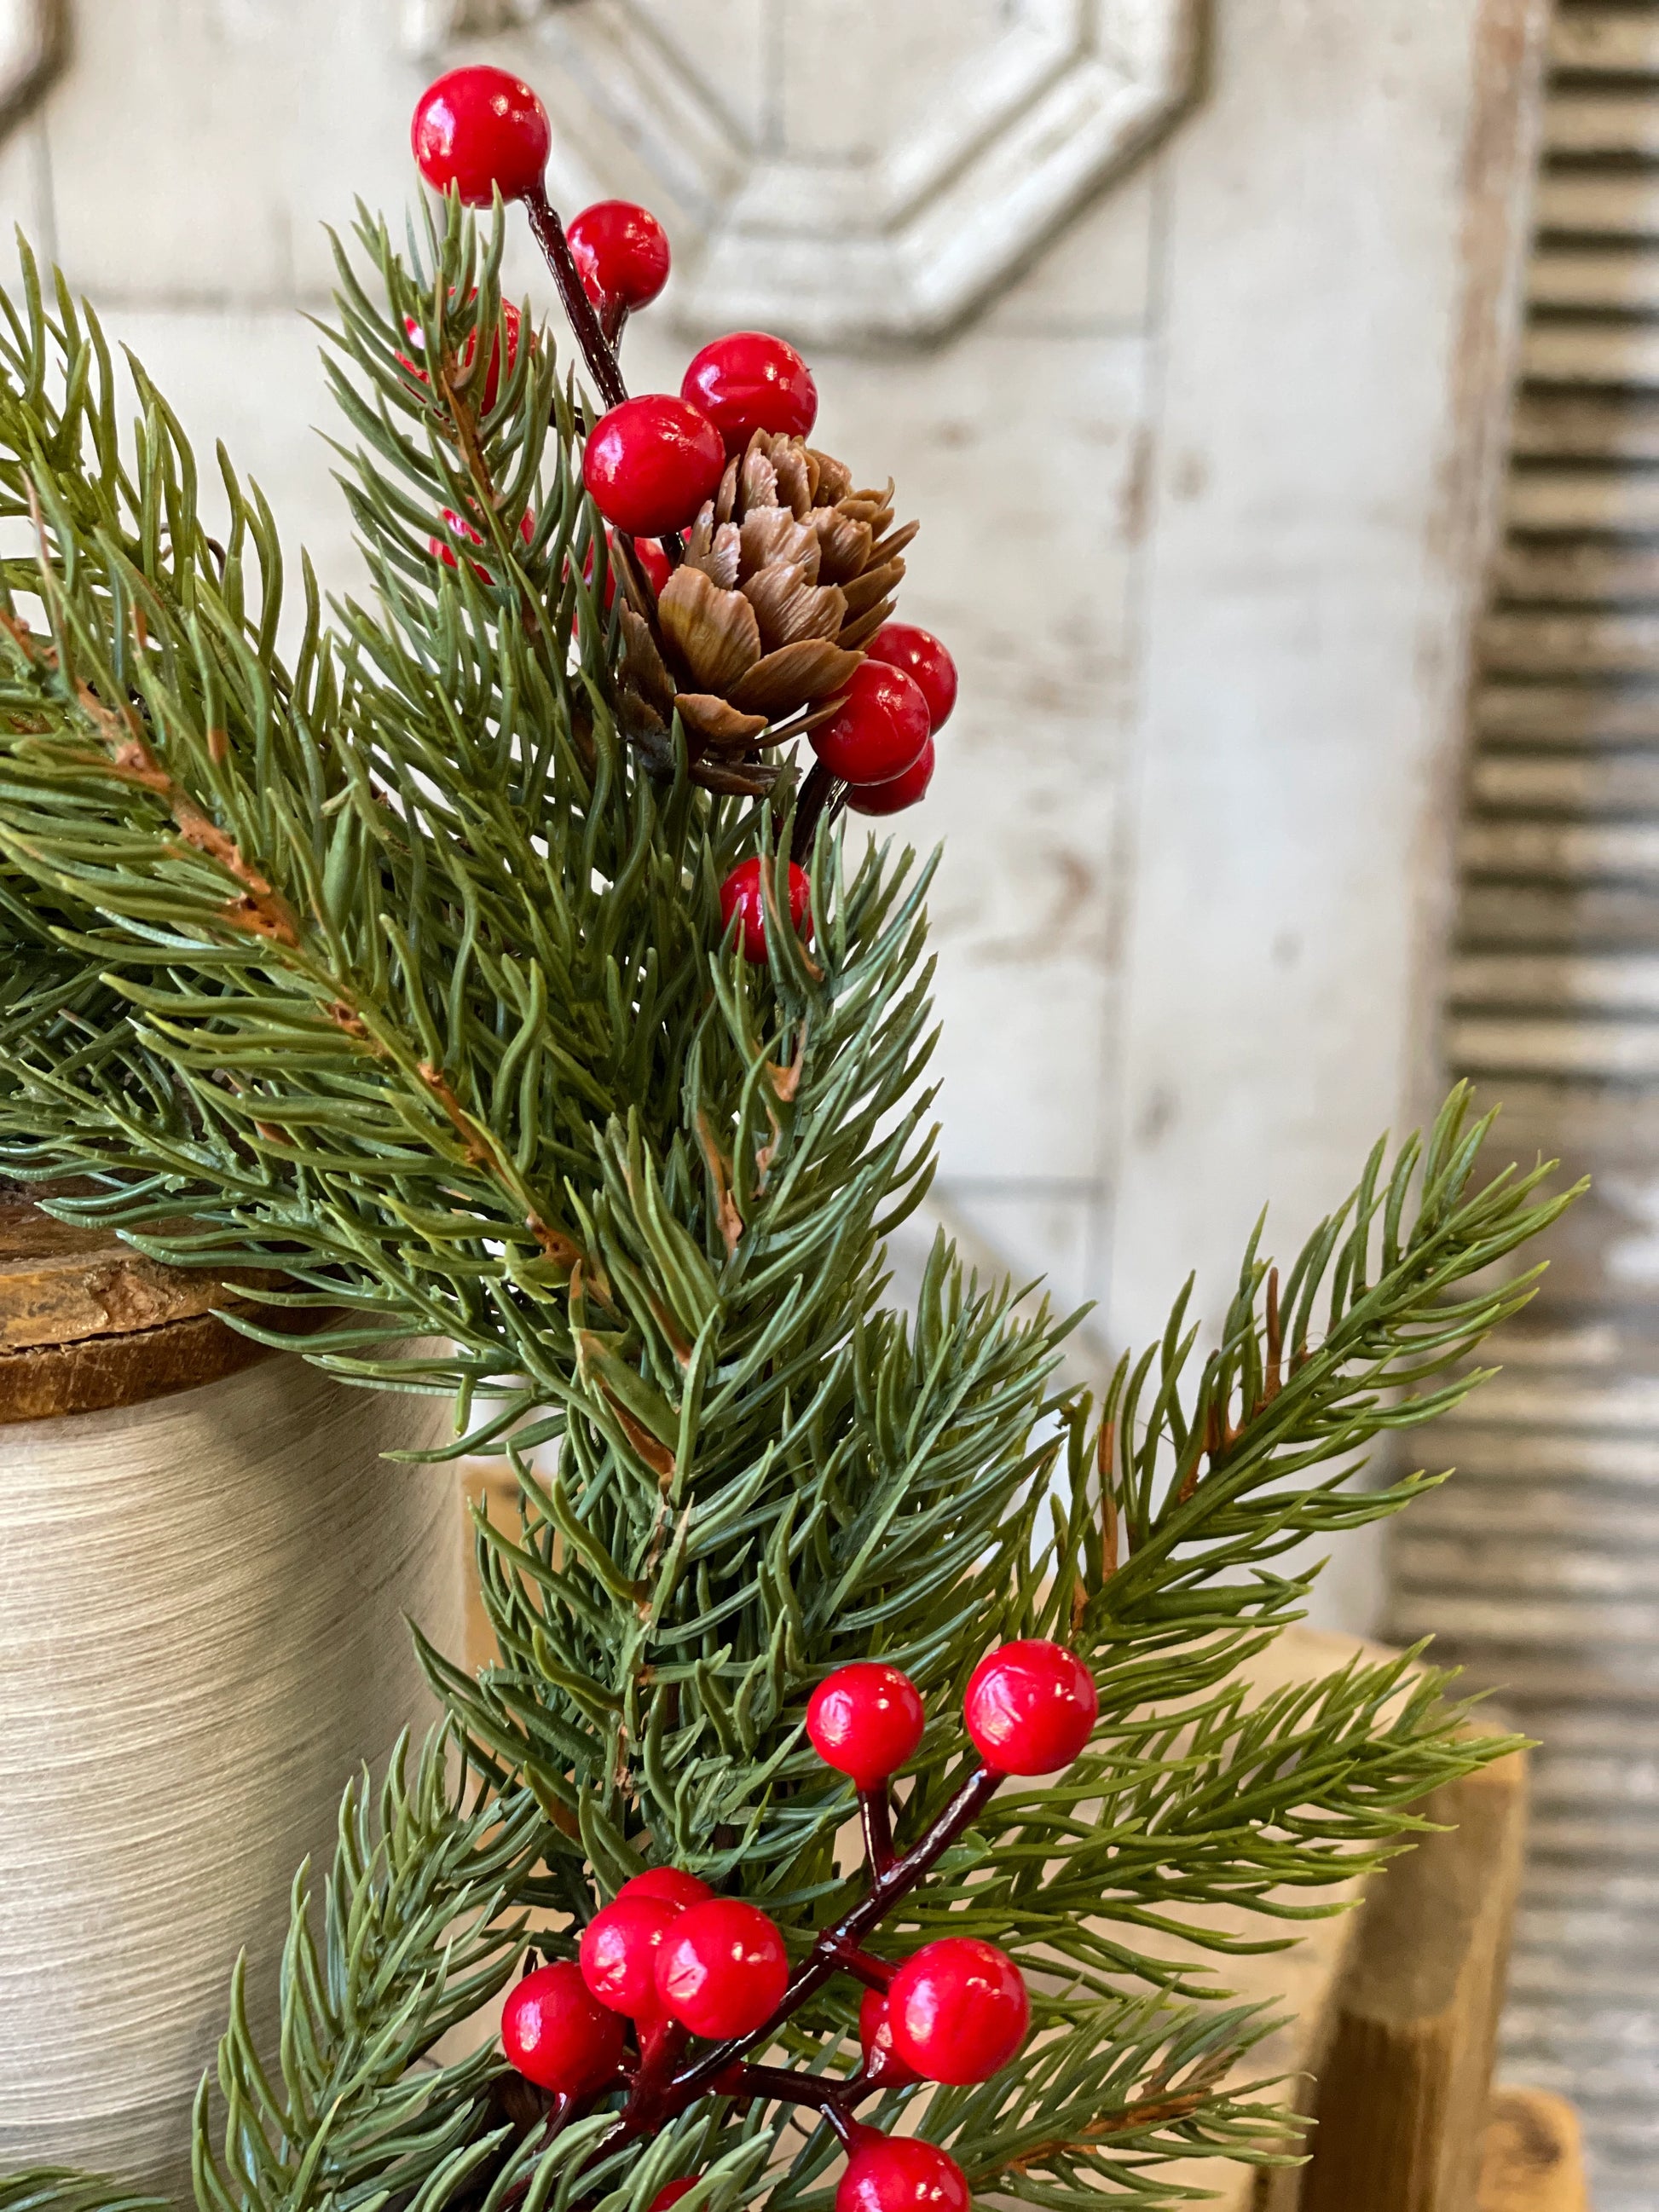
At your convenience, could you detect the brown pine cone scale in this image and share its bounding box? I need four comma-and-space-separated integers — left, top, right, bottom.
614, 428, 916, 792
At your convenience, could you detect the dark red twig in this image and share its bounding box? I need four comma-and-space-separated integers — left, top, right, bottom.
523, 182, 628, 413
671, 1763, 1003, 2103
791, 759, 842, 865
858, 1788, 895, 1878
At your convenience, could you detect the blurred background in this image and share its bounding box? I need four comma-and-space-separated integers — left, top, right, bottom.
6, 0, 1656, 2198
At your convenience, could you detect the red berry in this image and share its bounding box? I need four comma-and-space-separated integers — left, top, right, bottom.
430, 505, 535, 581
846, 740, 935, 818
569, 201, 672, 314
654, 1898, 790, 2039
681, 333, 818, 453
810, 662, 930, 786
402, 299, 523, 413
584, 396, 725, 540
864, 624, 957, 733
858, 1989, 920, 2088
836, 2135, 970, 2212
962, 1639, 1098, 1776
720, 858, 812, 966
501, 1960, 626, 2094
806, 1663, 925, 1789
886, 1938, 1029, 2084
580, 1894, 680, 2019
618, 1867, 715, 1912
584, 530, 673, 609
412, 68, 551, 206
649, 2186, 700, 2212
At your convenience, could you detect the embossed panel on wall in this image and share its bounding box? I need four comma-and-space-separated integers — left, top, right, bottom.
408, 0, 1200, 341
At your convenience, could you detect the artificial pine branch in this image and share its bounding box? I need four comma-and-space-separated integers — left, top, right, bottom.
0, 121, 1581, 2212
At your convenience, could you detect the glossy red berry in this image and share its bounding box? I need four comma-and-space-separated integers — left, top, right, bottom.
886, 1938, 1029, 2084
963, 1639, 1098, 1776
569, 201, 672, 314
720, 858, 812, 966
681, 332, 818, 453
836, 2134, 970, 2212
846, 740, 935, 818
402, 298, 522, 413
580, 1894, 680, 2019
858, 1989, 920, 2088
654, 1897, 790, 2039
501, 1959, 627, 2094
618, 1867, 715, 1912
584, 395, 725, 539
430, 505, 535, 581
806, 1663, 925, 1789
649, 2185, 700, 2212
865, 624, 957, 733
412, 68, 551, 206
810, 661, 930, 786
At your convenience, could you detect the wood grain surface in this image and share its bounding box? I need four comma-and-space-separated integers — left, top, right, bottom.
0, 1187, 302, 1422
1477, 2088, 1589, 2212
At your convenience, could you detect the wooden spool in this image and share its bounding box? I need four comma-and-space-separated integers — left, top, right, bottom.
0, 1184, 309, 1421
0, 1188, 465, 2193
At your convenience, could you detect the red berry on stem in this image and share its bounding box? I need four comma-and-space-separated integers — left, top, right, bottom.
569, 201, 672, 314
836, 2135, 970, 2212
846, 739, 935, 818
858, 1989, 920, 2088
583, 531, 673, 609
865, 624, 957, 733
963, 1638, 1098, 1776
584, 395, 725, 539
580, 1894, 680, 2019
501, 1960, 627, 2094
886, 1938, 1029, 2084
412, 68, 551, 206
810, 661, 930, 786
654, 1897, 790, 2039
430, 506, 535, 581
619, 1867, 715, 1912
402, 299, 523, 413
649, 2185, 700, 2212
720, 858, 812, 966
681, 332, 818, 453
806, 1663, 925, 1788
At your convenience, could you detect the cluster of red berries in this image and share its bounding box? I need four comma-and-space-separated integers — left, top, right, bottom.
714, 621, 955, 966
410, 64, 959, 967
499, 1640, 1097, 2212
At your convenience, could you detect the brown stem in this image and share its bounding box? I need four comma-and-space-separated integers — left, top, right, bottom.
670, 1764, 1003, 2101
523, 182, 629, 413
791, 759, 841, 866
830, 1941, 894, 1992
858, 1788, 895, 1879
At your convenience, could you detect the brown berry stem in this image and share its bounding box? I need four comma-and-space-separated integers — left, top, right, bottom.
858, 1788, 895, 1879
791, 759, 841, 866
830, 1940, 894, 1992
523, 182, 629, 413
523, 183, 685, 569
669, 1763, 1003, 2102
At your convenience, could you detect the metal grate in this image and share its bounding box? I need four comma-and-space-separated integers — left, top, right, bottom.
1391, 7, 1659, 2203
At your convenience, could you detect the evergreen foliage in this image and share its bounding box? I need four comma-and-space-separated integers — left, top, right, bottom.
0, 203, 1579, 2210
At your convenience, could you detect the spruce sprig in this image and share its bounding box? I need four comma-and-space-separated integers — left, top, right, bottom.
0, 206, 1579, 2212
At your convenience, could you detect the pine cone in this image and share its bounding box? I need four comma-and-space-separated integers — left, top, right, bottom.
613, 431, 916, 794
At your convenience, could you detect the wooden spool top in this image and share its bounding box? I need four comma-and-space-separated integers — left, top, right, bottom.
0, 1187, 292, 1424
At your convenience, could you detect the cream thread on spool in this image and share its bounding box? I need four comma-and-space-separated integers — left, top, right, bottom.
0, 1196, 465, 2195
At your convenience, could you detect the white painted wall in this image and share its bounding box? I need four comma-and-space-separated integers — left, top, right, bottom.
0, 0, 1542, 1631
